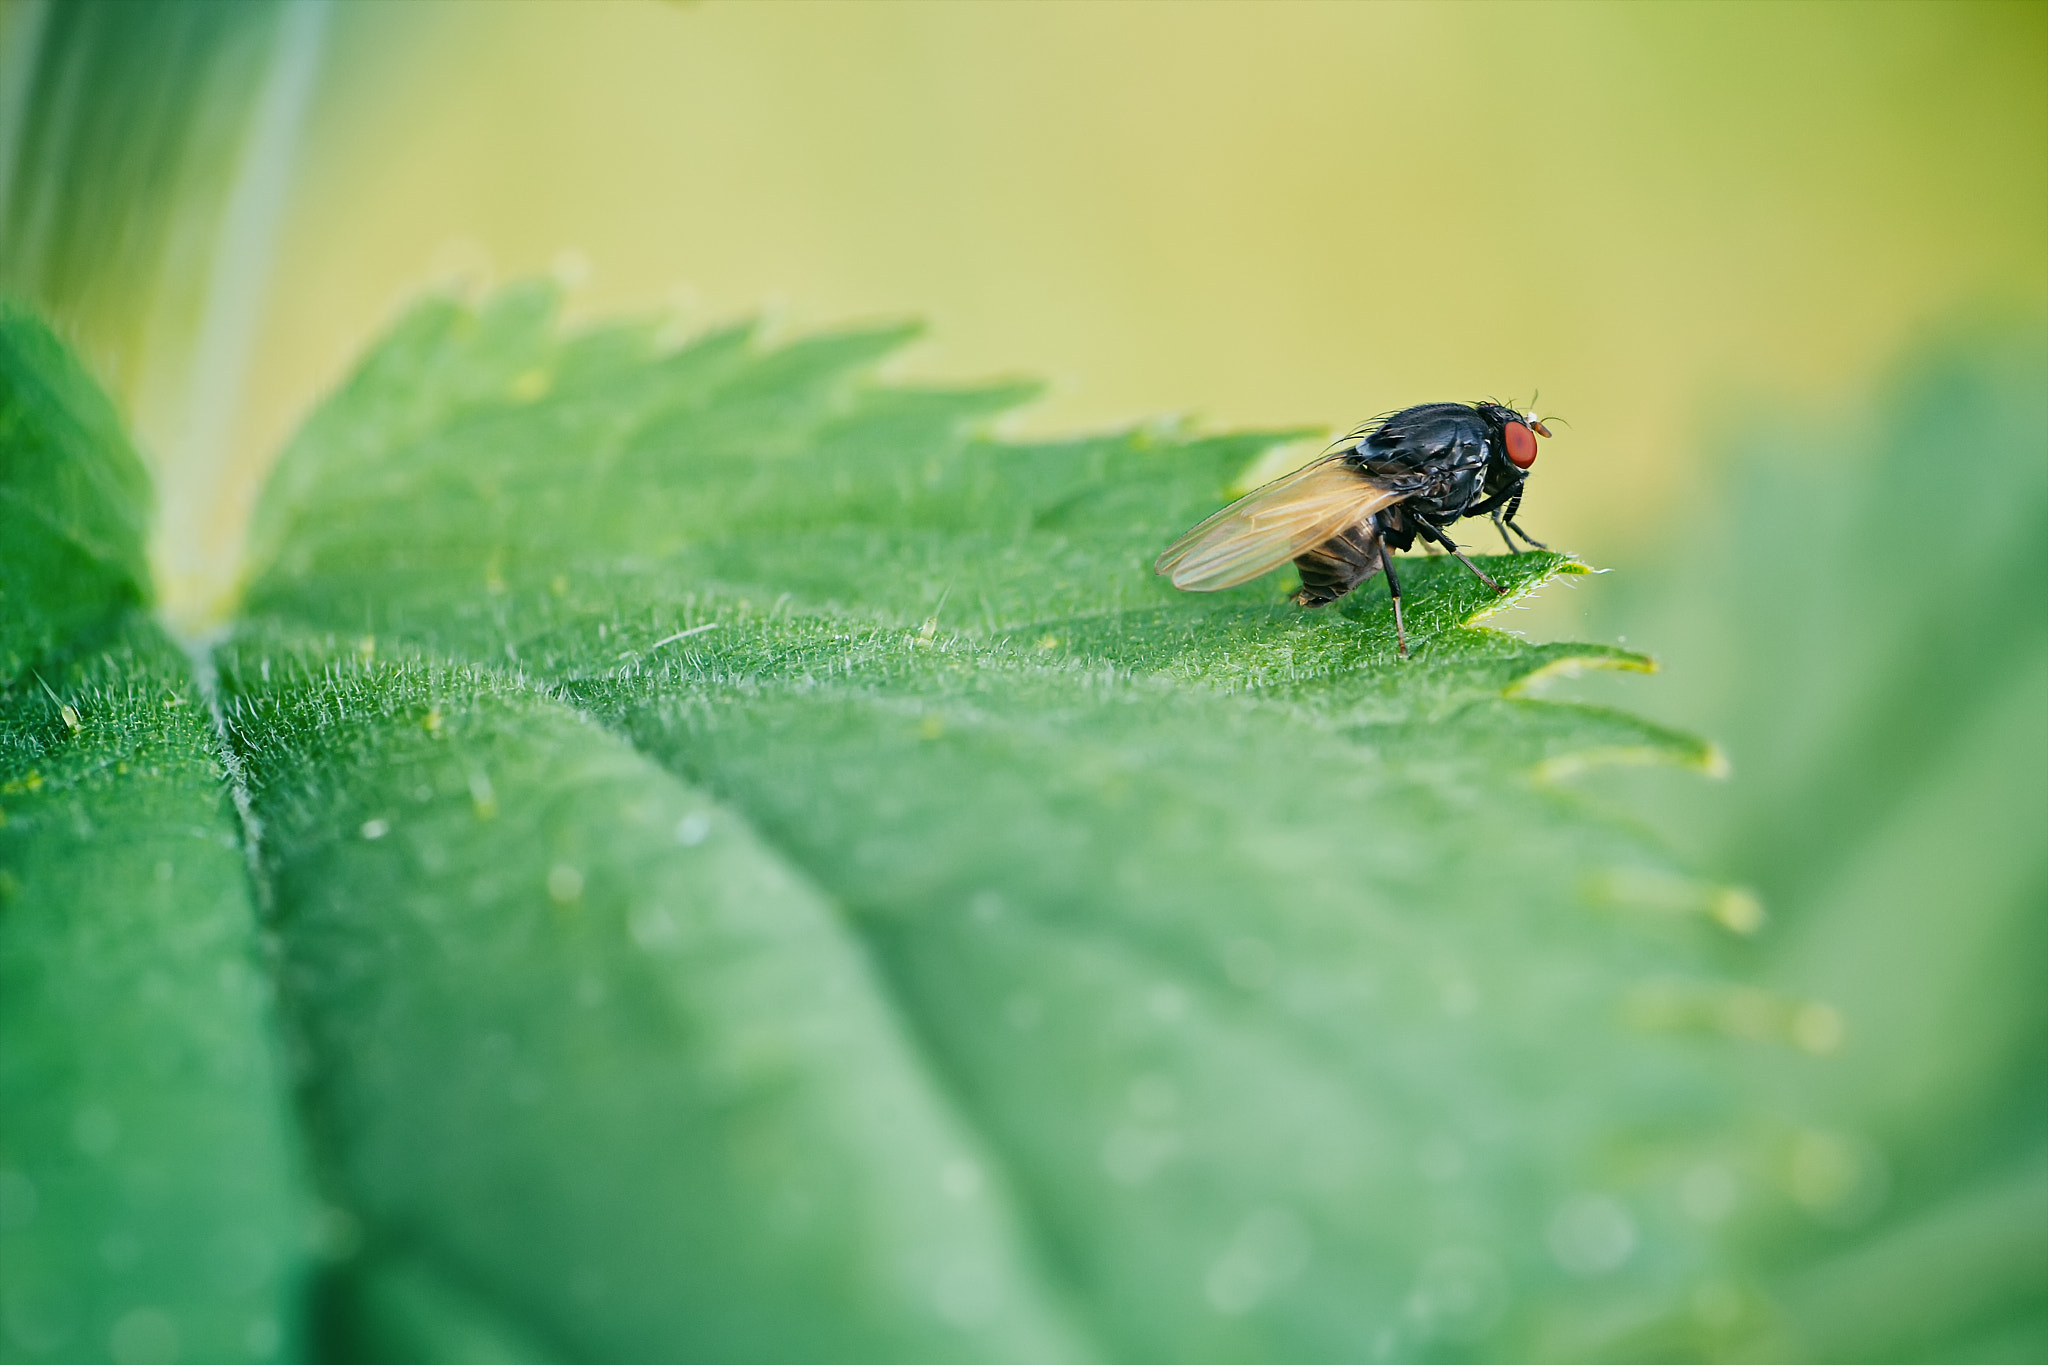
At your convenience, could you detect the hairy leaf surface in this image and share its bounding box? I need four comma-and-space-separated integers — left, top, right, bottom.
0, 309, 303, 1365
218, 285, 1768, 1362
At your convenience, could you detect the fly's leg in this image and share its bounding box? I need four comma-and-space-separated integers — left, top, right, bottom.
1381, 540, 1407, 657
1490, 508, 1517, 554
1420, 522, 1505, 593
1502, 493, 1548, 549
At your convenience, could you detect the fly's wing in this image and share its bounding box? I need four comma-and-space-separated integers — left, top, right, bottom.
1154, 457, 1407, 592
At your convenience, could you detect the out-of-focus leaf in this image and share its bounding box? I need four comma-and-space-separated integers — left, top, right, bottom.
226, 283, 1773, 1362
0, 0, 327, 625
315, 1253, 565, 1365
0, 310, 306, 1361
0, 301, 150, 682
1572, 323, 2048, 1360
0, 0, 292, 422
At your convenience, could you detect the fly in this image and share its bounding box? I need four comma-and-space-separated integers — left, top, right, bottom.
1154, 400, 1555, 656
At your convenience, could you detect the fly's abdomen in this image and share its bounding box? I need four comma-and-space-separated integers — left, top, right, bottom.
1292, 521, 1383, 607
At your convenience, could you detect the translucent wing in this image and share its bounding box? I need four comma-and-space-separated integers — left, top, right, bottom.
1154, 456, 1407, 592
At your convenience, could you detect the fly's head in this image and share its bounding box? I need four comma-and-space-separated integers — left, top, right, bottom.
1475, 401, 1552, 482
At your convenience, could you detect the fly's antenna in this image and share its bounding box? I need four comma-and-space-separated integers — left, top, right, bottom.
1513, 391, 1569, 429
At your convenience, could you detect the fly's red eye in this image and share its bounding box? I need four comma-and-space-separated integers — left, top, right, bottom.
1504, 421, 1538, 468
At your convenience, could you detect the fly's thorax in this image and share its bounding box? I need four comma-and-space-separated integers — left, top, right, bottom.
1481, 461, 1527, 501
1404, 454, 1488, 518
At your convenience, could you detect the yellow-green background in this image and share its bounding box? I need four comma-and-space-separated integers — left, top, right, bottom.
187, 0, 2044, 626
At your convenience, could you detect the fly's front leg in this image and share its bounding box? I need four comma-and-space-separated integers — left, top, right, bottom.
1420, 521, 1504, 594
1489, 507, 1517, 554
1502, 492, 1548, 549
1460, 488, 1517, 552
1380, 540, 1407, 657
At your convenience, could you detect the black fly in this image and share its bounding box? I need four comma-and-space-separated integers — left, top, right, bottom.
1154, 401, 1554, 655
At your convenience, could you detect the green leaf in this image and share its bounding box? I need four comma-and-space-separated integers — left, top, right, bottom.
221, 284, 1767, 1361
0, 301, 151, 683
0, 306, 306, 1363
216, 638, 1098, 1363
0, 0, 328, 623
0, 1, 314, 445
1570, 323, 2048, 1361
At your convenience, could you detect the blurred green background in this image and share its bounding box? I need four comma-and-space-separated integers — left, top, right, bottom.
2, 1, 2043, 1360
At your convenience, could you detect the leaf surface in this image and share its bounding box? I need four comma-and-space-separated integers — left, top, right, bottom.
0, 309, 304, 1363
225, 285, 1767, 1362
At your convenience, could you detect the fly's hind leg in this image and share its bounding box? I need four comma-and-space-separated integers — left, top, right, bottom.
1380, 540, 1407, 657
